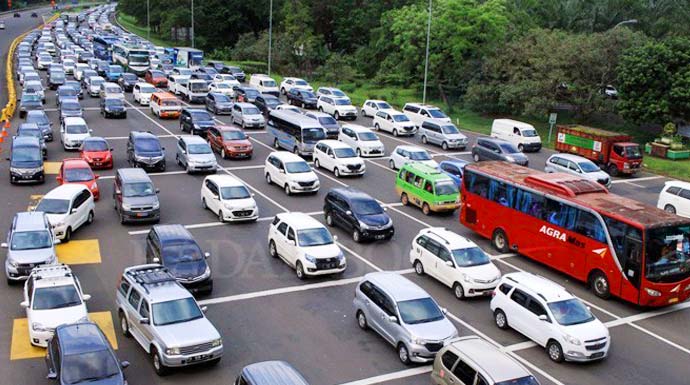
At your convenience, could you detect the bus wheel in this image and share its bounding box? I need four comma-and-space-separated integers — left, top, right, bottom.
400, 193, 409, 206
492, 229, 509, 253
589, 271, 611, 299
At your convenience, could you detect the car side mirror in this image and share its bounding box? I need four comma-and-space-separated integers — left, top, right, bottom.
383, 207, 388, 212
155, 188, 160, 194
47, 371, 58, 380
329, 154, 335, 158
204, 252, 210, 259
139, 317, 150, 325
161, 147, 165, 150
109, 148, 114, 151
82, 294, 91, 301
388, 315, 398, 323
70, 208, 77, 214
201, 306, 208, 313
345, 210, 352, 216
152, 257, 160, 263
279, 169, 285, 174
1, 243, 8, 248
445, 260, 454, 267
120, 361, 130, 369
20, 300, 29, 308
441, 307, 448, 315
251, 193, 256, 197
538, 314, 549, 322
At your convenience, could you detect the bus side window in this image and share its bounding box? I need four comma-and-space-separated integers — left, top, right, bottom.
466, 172, 489, 198
516, 189, 546, 219
488, 180, 515, 208
574, 210, 606, 243
544, 199, 578, 229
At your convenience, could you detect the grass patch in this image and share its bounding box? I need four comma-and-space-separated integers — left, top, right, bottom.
641, 156, 690, 181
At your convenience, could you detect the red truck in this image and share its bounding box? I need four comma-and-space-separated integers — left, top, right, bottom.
555, 125, 642, 176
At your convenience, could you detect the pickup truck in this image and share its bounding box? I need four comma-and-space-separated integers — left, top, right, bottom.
180, 79, 209, 104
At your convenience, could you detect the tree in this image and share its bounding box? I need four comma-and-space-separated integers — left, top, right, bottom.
617, 38, 690, 124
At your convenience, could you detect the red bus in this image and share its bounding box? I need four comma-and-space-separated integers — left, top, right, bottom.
460, 161, 690, 307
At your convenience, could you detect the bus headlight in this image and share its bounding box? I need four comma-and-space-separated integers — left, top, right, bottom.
644, 288, 661, 297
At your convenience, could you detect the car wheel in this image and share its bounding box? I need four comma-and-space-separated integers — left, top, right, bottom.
353, 229, 362, 243
492, 228, 509, 253
202, 198, 208, 209
517, 144, 524, 152
473, 153, 480, 162
422, 202, 431, 216
281, 87, 286, 95
221, 148, 227, 159
318, 106, 323, 112
421, 135, 427, 144
119, 311, 130, 337
389, 159, 396, 169
665, 204, 677, 214
494, 309, 509, 329
442, 142, 449, 151
356, 310, 368, 330
547, 340, 565, 363
334, 168, 340, 177
356, 148, 362, 157
218, 210, 225, 223
398, 343, 411, 365
590, 270, 611, 299
453, 283, 465, 300
314, 158, 321, 169
413, 260, 424, 275
284, 184, 291, 195
400, 193, 409, 206
374, 123, 380, 131
295, 261, 306, 280
274, 138, 280, 149
293, 147, 299, 155
269, 240, 278, 258
301, 102, 306, 109
334, 111, 340, 120
393, 129, 398, 137
63, 227, 72, 243
86, 211, 94, 225
151, 348, 169, 376
325, 212, 334, 226
265, 173, 272, 185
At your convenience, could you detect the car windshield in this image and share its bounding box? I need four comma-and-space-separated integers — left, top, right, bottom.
215, 83, 231, 89
391, 114, 410, 122
295, 80, 308, 86
303, 127, 326, 143
62, 102, 81, 111
522, 129, 539, 137
152, 297, 203, 326
578, 161, 600, 173
190, 82, 207, 92
428, 109, 447, 119
548, 298, 595, 326
187, 143, 212, 154
334, 147, 356, 158
435, 181, 458, 196
135, 138, 161, 152
59, 88, 77, 97
358, 132, 378, 141
12, 146, 41, 162
122, 74, 137, 81
122, 182, 155, 197
265, 98, 281, 107
244, 107, 261, 115
318, 116, 337, 126
106, 87, 121, 94
108, 66, 121, 73
32, 285, 81, 310
61, 350, 120, 384
297, 228, 333, 247
64, 167, 94, 182
397, 297, 444, 324
451, 246, 490, 267
220, 185, 251, 200
625, 145, 642, 158
18, 128, 41, 138
140, 86, 156, 93
352, 199, 383, 215
495, 376, 541, 385
150, 71, 164, 78
163, 241, 203, 264
409, 151, 431, 160
28, 114, 49, 124
22, 94, 41, 102
51, 73, 65, 81
222, 131, 246, 140
66, 124, 88, 134
191, 111, 212, 121
214, 94, 231, 103
285, 161, 312, 173
645, 225, 690, 283
499, 143, 520, 154
263, 80, 276, 87
91, 79, 104, 86
334, 99, 351, 106
11, 230, 52, 250
105, 99, 123, 107
36, 199, 70, 214
441, 124, 459, 134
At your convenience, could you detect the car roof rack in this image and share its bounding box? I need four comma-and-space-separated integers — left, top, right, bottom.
126, 266, 177, 293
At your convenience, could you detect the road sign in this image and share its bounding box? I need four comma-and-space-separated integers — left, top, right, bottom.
549, 112, 557, 125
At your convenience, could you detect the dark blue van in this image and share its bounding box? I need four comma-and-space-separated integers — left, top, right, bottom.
323, 187, 394, 243
8, 136, 44, 184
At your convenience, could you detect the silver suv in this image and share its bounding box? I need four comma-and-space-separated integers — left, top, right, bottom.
3, 211, 58, 284
353, 272, 458, 365
115, 264, 223, 375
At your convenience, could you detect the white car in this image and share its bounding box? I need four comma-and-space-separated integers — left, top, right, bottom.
373, 109, 416, 136
99, 82, 125, 100
403, 103, 451, 128
60, 117, 92, 150
338, 124, 385, 158
21, 265, 90, 347
249, 74, 280, 96
62, 59, 76, 75
316, 87, 349, 102
410, 227, 500, 299
201, 174, 259, 222
317, 96, 358, 120
657, 181, 690, 217
280, 77, 313, 95
267, 212, 346, 279
490, 272, 610, 363
389, 145, 437, 170
313, 140, 365, 177
133, 82, 156, 105
73, 63, 90, 81
37, 55, 53, 70
85, 76, 105, 97
264, 151, 320, 195
212, 74, 240, 87
544, 154, 611, 188
168, 75, 189, 95
35, 184, 95, 242
209, 81, 236, 97
361, 99, 392, 118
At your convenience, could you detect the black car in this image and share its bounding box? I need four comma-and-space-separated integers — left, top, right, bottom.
46, 322, 129, 385
471, 137, 529, 166
31, 12, 38, 18
254, 94, 281, 116
7, 137, 43, 184
101, 98, 127, 119
220, 65, 245, 82
287, 88, 318, 109
48, 71, 66, 90
324, 187, 394, 242
127, 131, 166, 171
233, 86, 260, 103
180, 108, 215, 136
205, 93, 234, 115
18, 93, 43, 118
145, 224, 213, 294
118, 73, 138, 92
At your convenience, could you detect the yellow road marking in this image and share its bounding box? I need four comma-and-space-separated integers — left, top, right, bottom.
10, 311, 118, 360
56, 239, 102, 264
27, 194, 43, 211
43, 162, 61, 175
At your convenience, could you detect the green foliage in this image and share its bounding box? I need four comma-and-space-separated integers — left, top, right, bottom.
313, 55, 361, 84
617, 37, 690, 123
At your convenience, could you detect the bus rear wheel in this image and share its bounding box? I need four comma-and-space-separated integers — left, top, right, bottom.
492, 229, 509, 253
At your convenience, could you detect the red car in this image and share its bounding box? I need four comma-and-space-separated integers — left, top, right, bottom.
145, 70, 168, 88
80, 137, 113, 169
56, 159, 101, 200
207, 125, 253, 159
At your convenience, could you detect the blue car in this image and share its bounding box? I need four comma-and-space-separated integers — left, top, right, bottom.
438, 160, 468, 188
104, 65, 123, 82
46, 322, 129, 385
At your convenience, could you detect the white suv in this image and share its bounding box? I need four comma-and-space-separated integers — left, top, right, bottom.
361, 99, 393, 118
373, 109, 416, 136
389, 145, 438, 170
267, 212, 346, 279
403, 103, 451, 128
280, 77, 313, 94
657, 181, 690, 217
490, 272, 610, 363
201, 175, 259, 222
338, 124, 385, 158
21, 264, 90, 347
317, 96, 358, 120
264, 151, 320, 195
410, 228, 500, 299
133, 82, 156, 105
313, 140, 365, 177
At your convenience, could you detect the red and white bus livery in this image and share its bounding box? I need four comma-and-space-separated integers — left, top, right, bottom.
460, 161, 690, 307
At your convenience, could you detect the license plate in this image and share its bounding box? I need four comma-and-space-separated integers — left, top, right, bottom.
375, 235, 385, 240
136, 212, 147, 217
189, 354, 210, 362
669, 297, 679, 304
590, 352, 605, 359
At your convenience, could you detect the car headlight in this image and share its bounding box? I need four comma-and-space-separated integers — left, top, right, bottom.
202, 265, 211, 278
8, 259, 18, 268
121, 203, 132, 211
211, 338, 222, 347
304, 254, 317, 264
645, 288, 661, 297
77, 315, 90, 323
358, 221, 370, 230
224, 203, 236, 210
505, 156, 515, 162
165, 347, 180, 356
54, 222, 65, 228
462, 273, 472, 283
193, 124, 200, 129
338, 251, 346, 265
9, 167, 20, 174
411, 337, 426, 345
32, 322, 50, 332
563, 334, 581, 346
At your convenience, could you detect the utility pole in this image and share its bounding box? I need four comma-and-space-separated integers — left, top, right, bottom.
146, 0, 150, 41
422, 0, 432, 104
268, 0, 273, 76
190, 0, 195, 48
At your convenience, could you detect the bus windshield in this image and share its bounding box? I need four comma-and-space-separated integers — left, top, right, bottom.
302, 127, 326, 143
645, 224, 690, 283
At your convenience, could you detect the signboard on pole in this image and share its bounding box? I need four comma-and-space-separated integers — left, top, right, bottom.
547, 112, 558, 144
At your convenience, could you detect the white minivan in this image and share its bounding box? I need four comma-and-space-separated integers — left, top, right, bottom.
35, 184, 96, 242
249, 74, 280, 96
490, 119, 542, 152
657, 181, 690, 217
264, 151, 320, 195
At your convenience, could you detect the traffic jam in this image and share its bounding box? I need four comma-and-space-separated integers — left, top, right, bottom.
1, 4, 689, 385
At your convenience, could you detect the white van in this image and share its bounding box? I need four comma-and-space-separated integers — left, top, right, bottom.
249, 74, 280, 96
490, 119, 542, 152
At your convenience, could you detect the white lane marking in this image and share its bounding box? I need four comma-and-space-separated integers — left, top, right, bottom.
622, 181, 646, 188
336, 241, 383, 273
611, 176, 664, 184
491, 253, 515, 260
431, 151, 471, 157
336, 367, 432, 385
605, 301, 690, 327
627, 322, 690, 356
502, 340, 538, 352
